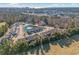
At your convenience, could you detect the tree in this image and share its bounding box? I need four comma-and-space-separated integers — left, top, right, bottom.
40, 16, 48, 25
0, 39, 29, 55
0, 39, 12, 54
12, 39, 29, 54
31, 16, 35, 25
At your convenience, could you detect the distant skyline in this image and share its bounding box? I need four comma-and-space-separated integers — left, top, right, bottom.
0, 3, 79, 8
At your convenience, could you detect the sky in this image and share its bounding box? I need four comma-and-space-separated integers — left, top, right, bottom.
0, 3, 79, 8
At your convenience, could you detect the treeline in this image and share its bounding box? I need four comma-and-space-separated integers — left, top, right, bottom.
0, 13, 49, 26
0, 13, 78, 37
0, 27, 79, 54
0, 13, 79, 29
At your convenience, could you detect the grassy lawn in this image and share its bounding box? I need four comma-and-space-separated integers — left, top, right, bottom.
0, 22, 6, 27
0, 22, 8, 37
